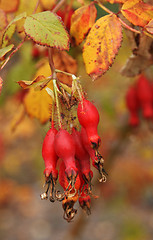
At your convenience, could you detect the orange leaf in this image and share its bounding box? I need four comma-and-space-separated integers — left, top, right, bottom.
145, 19, 153, 35
23, 61, 53, 124
0, 9, 8, 31
104, 0, 126, 3
17, 75, 50, 90
83, 14, 122, 80
70, 3, 97, 45
121, 0, 153, 27
0, 0, 19, 13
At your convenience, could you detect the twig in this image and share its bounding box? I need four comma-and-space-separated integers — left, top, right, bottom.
52, 0, 66, 13
0, 37, 26, 71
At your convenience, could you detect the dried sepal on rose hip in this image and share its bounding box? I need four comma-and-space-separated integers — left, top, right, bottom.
40, 121, 58, 202
81, 127, 107, 183
59, 161, 80, 222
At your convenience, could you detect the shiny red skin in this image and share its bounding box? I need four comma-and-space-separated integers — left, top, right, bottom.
136, 74, 153, 119
77, 98, 101, 147
80, 127, 100, 170
42, 126, 58, 180
71, 127, 93, 181
126, 85, 140, 126
54, 129, 78, 178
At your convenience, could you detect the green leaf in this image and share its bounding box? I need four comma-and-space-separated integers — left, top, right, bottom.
0, 44, 14, 58
2, 12, 27, 47
24, 11, 70, 50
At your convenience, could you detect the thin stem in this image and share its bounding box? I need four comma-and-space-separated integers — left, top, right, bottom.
118, 17, 141, 34
48, 48, 56, 79
1, 38, 26, 71
33, 0, 40, 14
96, 0, 114, 15
52, 0, 66, 13
55, 69, 74, 77
53, 79, 62, 128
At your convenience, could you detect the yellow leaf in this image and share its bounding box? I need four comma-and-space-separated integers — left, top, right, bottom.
83, 14, 122, 80
70, 3, 97, 45
23, 61, 53, 124
40, 0, 55, 10
0, 0, 19, 13
121, 0, 153, 27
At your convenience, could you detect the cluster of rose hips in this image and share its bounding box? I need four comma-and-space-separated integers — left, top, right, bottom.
126, 74, 153, 127
40, 89, 107, 222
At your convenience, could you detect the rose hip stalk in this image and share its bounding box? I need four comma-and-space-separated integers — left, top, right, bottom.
126, 85, 140, 126
54, 128, 78, 187
41, 122, 58, 202
136, 74, 153, 119
77, 98, 101, 149
81, 127, 107, 182
59, 161, 80, 222
71, 127, 93, 190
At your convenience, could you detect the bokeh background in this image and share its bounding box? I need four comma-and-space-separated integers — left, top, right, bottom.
1, 6, 153, 240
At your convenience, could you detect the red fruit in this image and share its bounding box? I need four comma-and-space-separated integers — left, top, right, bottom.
126, 85, 140, 126
80, 127, 101, 169
42, 124, 58, 180
71, 127, 93, 183
54, 129, 78, 179
136, 74, 153, 119
59, 161, 80, 192
32, 47, 40, 58
77, 98, 101, 148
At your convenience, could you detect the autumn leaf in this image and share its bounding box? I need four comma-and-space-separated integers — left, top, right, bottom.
40, 0, 55, 10
70, 3, 97, 45
83, 14, 122, 80
53, 49, 77, 86
121, 0, 153, 27
23, 61, 53, 124
0, 44, 14, 59
0, 0, 19, 13
104, 0, 126, 3
24, 11, 70, 50
2, 12, 27, 47
17, 75, 50, 90
0, 9, 8, 31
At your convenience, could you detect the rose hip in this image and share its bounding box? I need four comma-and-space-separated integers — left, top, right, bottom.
71, 127, 93, 184
42, 124, 58, 180
54, 128, 78, 180
126, 85, 140, 126
136, 74, 153, 119
77, 98, 101, 148
41, 122, 58, 201
81, 127, 107, 182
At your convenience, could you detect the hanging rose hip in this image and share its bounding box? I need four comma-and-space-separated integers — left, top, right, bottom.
54, 128, 78, 181
71, 127, 93, 185
136, 74, 153, 119
126, 85, 140, 127
77, 98, 101, 148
